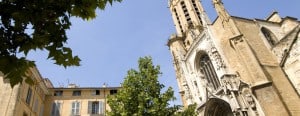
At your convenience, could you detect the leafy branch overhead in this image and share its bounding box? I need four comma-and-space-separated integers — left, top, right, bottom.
0, 0, 122, 87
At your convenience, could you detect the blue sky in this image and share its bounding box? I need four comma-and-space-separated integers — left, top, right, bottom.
27, 0, 300, 105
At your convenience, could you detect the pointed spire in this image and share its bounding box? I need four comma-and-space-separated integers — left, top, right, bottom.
212, 0, 231, 22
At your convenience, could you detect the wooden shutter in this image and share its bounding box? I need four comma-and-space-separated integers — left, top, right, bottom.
88, 101, 92, 114
99, 101, 104, 114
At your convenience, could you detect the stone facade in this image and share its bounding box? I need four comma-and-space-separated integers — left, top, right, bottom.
0, 67, 50, 116
168, 0, 300, 115
0, 68, 120, 116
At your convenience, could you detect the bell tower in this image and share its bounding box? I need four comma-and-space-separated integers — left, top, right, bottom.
168, 0, 213, 106
168, 0, 216, 107
168, 0, 211, 35
168, 0, 300, 115
168, 0, 212, 50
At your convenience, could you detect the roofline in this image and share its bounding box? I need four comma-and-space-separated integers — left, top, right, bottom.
211, 16, 256, 25
230, 16, 282, 25
282, 16, 298, 21
50, 87, 121, 89
266, 11, 279, 21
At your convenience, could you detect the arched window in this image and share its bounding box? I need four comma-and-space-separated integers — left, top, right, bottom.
200, 54, 220, 90
261, 27, 277, 46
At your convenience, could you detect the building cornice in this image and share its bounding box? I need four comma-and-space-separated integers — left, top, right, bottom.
49, 87, 121, 90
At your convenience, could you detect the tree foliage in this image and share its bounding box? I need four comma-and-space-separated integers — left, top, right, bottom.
107, 56, 181, 116
0, 0, 121, 87
174, 104, 197, 116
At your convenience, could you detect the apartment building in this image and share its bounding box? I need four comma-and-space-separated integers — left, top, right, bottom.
44, 85, 120, 116
0, 67, 120, 116
0, 67, 50, 116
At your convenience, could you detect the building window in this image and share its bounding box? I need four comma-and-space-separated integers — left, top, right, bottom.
88, 101, 104, 114
71, 101, 80, 115
26, 88, 32, 104
92, 101, 99, 114
72, 90, 81, 96
51, 102, 61, 116
92, 90, 100, 95
110, 90, 118, 95
261, 27, 277, 46
54, 90, 63, 96
200, 54, 221, 90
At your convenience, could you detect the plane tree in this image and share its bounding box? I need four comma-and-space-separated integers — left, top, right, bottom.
107, 57, 197, 116
0, 0, 121, 87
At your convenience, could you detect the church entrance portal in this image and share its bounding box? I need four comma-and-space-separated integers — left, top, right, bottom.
204, 98, 234, 116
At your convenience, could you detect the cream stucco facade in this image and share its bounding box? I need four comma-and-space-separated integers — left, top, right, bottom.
168, 0, 300, 115
44, 86, 120, 116
0, 67, 50, 116
0, 67, 120, 116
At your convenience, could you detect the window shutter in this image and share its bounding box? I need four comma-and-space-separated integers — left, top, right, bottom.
88, 101, 92, 114
51, 103, 55, 116
77, 102, 80, 114
33, 98, 38, 112
99, 101, 104, 114
71, 102, 75, 115
56, 102, 61, 116
52, 102, 61, 116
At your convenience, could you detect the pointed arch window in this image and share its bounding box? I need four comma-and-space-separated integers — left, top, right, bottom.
261, 27, 277, 46
200, 54, 220, 90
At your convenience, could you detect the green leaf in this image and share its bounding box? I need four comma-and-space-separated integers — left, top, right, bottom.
107, 56, 180, 116
25, 76, 34, 85
0, 0, 122, 87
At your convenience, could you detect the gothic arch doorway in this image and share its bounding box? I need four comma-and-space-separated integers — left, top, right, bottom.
204, 98, 234, 116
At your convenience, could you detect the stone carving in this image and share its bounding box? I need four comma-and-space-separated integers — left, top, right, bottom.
189, 29, 196, 38
222, 76, 239, 92
212, 0, 223, 5
245, 93, 256, 109
183, 83, 193, 100
211, 47, 226, 70
241, 88, 256, 110
220, 74, 259, 115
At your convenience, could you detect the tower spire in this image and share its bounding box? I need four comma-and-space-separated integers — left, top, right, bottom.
212, 0, 231, 22
212, 0, 238, 35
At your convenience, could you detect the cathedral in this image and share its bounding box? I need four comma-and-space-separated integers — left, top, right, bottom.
167, 0, 300, 115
